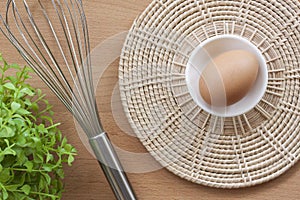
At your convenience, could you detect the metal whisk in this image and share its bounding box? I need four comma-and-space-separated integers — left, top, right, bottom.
0, 0, 136, 199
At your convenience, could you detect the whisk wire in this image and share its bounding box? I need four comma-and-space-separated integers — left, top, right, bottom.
53, 0, 103, 135
67, 0, 97, 119
17, 2, 73, 104
54, 0, 101, 133
73, 0, 103, 132
3, 2, 72, 114
68, 0, 103, 132
4, 0, 96, 135
17, 0, 74, 101
29, 0, 100, 136
0, 1, 136, 199
39, 0, 91, 120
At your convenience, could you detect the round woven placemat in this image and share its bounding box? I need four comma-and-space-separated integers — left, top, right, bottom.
119, 0, 300, 188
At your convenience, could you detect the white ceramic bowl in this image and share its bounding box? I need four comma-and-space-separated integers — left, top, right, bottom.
185, 35, 268, 117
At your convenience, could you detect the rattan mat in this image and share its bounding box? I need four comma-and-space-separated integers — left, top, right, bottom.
119, 0, 300, 188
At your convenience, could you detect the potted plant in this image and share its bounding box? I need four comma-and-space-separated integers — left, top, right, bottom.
0, 54, 77, 200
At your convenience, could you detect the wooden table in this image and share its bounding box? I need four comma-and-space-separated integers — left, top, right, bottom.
1, 0, 300, 199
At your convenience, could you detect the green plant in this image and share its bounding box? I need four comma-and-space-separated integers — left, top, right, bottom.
0, 54, 76, 200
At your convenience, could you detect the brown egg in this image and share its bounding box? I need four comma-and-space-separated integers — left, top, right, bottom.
199, 50, 259, 106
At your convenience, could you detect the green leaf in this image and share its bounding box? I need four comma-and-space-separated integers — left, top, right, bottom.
2, 189, 8, 200
3, 146, 16, 156
0, 168, 11, 182
42, 164, 53, 172
19, 88, 34, 96
61, 137, 67, 147
20, 184, 31, 195
24, 161, 33, 172
3, 82, 16, 91
30, 102, 39, 112
15, 151, 26, 166
39, 177, 46, 191
7, 118, 15, 126
0, 126, 15, 138
12, 192, 27, 200
13, 118, 24, 127
16, 108, 31, 115
24, 98, 31, 106
37, 88, 42, 96
33, 152, 43, 163
16, 135, 26, 146
37, 124, 47, 133
63, 144, 72, 152
5, 184, 19, 191
0, 85, 4, 93
43, 173, 51, 185
10, 63, 20, 69
7, 76, 18, 84
41, 115, 53, 124
46, 153, 54, 163
56, 169, 64, 179
67, 154, 75, 166
18, 173, 26, 186
11, 102, 21, 112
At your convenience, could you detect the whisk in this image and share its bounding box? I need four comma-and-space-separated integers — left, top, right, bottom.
0, 0, 136, 199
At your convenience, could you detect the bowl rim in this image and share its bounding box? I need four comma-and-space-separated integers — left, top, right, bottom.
185, 34, 269, 117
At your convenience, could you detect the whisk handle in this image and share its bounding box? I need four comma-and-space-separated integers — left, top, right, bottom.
89, 132, 137, 200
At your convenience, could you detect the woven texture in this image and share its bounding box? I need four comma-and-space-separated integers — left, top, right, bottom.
119, 0, 300, 188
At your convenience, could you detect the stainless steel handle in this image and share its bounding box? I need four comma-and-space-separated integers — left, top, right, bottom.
89, 132, 137, 200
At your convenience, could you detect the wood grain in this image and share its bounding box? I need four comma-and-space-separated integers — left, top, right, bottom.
0, 0, 300, 199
